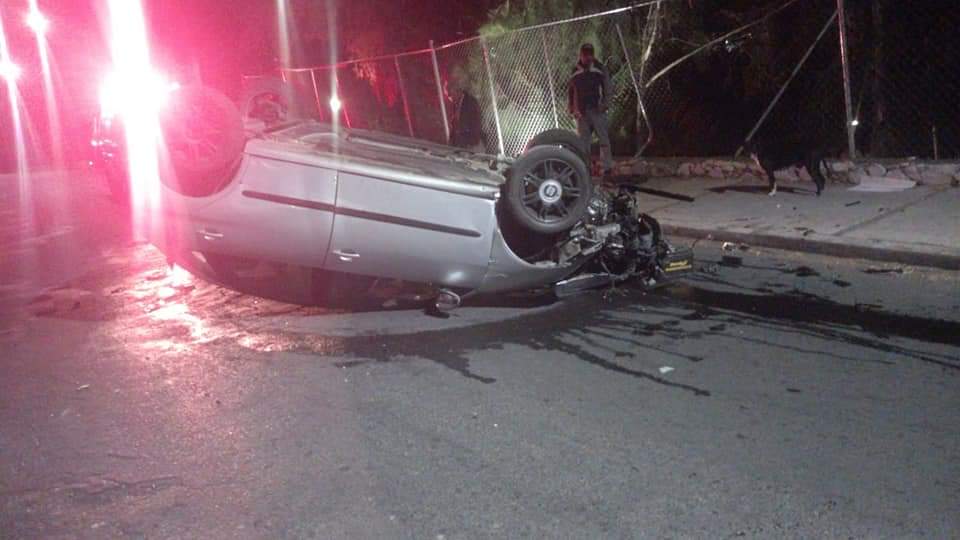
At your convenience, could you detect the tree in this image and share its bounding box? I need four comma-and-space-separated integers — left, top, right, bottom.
461, 0, 656, 154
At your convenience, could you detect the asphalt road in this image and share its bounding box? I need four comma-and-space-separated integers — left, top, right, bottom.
1, 172, 959, 539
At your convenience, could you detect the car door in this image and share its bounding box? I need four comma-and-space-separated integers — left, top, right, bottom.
326, 172, 496, 289
187, 155, 337, 268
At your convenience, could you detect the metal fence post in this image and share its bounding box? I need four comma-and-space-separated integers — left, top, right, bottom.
616, 22, 652, 156
540, 29, 560, 129
481, 36, 506, 157
837, 0, 857, 159
429, 40, 451, 143
334, 70, 353, 128
737, 10, 839, 156
309, 69, 324, 120
395, 57, 415, 138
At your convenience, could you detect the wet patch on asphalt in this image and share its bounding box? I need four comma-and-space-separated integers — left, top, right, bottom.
789, 266, 820, 278
9, 243, 960, 397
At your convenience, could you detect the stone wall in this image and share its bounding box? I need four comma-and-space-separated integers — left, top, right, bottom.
615, 158, 960, 187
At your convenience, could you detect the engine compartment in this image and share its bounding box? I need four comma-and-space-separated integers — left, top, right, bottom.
500, 185, 690, 289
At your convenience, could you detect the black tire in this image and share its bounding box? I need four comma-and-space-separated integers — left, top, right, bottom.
504, 146, 592, 235
238, 77, 315, 124
525, 129, 589, 169
160, 85, 245, 197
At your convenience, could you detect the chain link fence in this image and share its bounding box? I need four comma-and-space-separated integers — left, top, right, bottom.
278, 0, 958, 161
846, 0, 959, 159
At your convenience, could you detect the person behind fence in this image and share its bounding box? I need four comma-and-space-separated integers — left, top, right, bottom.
568, 42, 613, 176
447, 67, 485, 153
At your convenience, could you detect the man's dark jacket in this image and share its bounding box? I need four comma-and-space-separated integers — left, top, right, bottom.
568, 59, 612, 115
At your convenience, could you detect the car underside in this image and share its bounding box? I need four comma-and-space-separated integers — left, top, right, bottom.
91, 82, 693, 310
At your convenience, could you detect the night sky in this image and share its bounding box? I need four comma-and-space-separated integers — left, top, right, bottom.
1, 0, 955, 168
0, 0, 498, 167
143, 0, 501, 90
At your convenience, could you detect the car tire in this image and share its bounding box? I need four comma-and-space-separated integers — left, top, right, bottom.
160, 85, 245, 197
504, 145, 592, 236
525, 129, 590, 169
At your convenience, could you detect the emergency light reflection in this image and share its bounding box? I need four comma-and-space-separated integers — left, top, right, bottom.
104, 0, 165, 242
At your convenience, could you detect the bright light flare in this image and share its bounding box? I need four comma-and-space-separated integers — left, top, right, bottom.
25, 10, 49, 35
0, 10, 32, 240
329, 95, 342, 113
0, 58, 21, 81
99, 70, 179, 121
105, 0, 167, 241
276, 0, 291, 68
29, 1, 64, 167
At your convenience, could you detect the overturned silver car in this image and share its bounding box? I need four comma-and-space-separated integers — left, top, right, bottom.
98, 85, 693, 309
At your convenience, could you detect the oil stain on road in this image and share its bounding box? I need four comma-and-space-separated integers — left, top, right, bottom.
12, 244, 960, 399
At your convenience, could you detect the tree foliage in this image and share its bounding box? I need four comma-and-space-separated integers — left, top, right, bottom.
468, 0, 848, 155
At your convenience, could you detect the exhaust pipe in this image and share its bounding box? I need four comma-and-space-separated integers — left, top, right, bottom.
434, 289, 462, 312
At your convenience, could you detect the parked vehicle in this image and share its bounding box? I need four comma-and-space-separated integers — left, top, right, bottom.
91, 81, 693, 310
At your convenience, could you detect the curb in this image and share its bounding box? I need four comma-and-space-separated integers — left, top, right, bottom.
662, 225, 960, 271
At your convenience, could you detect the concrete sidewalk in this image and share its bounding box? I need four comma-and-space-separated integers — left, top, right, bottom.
629, 175, 960, 270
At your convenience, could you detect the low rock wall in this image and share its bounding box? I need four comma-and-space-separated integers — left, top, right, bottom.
614, 158, 960, 186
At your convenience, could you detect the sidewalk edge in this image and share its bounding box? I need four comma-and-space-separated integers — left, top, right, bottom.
663, 225, 960, 271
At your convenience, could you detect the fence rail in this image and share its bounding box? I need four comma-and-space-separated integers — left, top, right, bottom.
278, 0, 959, 161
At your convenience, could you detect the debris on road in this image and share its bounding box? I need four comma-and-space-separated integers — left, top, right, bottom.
845, 200, 862, 207
659, 366, 675, 375
722, 242, 750, 252
863, 266, 905, 275
76, 384, 90, 391
145, 270, 167, 281
849, 175, 916, 192
793, 266, 820, 278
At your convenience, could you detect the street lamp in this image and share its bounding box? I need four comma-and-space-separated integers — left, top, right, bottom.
25, 10, 49, 35
0, 58, 22, 81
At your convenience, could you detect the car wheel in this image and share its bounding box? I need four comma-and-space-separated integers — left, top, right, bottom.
525, 129, 590, 169
504, 146, 592, 236
160, 85, 245, 197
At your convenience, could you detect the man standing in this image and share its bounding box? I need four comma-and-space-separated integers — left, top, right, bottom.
569, 43, 613, 177
447, 67, 485, 153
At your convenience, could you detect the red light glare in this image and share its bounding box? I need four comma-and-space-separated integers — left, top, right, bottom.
25, 10, 49, 35
104, 0, 171, 241
0, 58, 21, 81
99, 70, 179, 120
